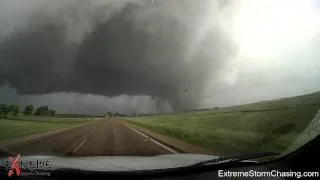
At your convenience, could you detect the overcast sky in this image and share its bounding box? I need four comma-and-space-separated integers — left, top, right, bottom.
0, 0, 320, 115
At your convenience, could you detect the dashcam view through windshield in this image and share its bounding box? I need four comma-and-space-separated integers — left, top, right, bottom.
0, 0, 320, 175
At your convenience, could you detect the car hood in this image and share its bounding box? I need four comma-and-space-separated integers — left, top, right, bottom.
0, 154, 220, 171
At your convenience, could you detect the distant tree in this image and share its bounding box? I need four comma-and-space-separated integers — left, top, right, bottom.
107, 112, 113, 117
44, 106, 49, 115
34, 106, 50, 116
9, 104, 19, 116
9, 105, 14, 112
49, 109, 56, 116
117, 113, 126, 117
0, 104, 10, 119
24, 105, 34, 116
34, 107, 41, 116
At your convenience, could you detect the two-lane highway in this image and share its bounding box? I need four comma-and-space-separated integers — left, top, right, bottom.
6, 119, 175, 156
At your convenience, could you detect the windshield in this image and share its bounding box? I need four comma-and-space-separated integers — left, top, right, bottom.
0, 0, 320, 170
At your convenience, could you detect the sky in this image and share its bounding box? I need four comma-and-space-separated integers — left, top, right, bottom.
0, 0, 320, 115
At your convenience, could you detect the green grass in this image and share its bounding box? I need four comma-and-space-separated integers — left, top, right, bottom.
125, 91, 320, 156
0, 116, 89, 141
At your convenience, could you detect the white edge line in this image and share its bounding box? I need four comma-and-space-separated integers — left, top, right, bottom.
149, 139, 178, 154
120, 121, 178, 154
72, 139, 87, 153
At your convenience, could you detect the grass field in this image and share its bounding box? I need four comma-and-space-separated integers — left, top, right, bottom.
125, 91, 320, 156
0, 116, 89, 142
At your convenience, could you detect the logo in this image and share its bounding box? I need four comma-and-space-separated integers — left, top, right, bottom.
3, 154, 52, 177
8, 154, 21, 177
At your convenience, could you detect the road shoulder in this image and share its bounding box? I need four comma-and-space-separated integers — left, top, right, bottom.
121, 120, 220, 156
0, 120, 98, 147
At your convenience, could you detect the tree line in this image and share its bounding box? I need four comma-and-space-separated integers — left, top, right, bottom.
0, 104, 56, 119
107, 112, 127, 117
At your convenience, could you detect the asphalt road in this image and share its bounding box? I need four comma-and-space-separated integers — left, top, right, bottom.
6, 119, 173, 156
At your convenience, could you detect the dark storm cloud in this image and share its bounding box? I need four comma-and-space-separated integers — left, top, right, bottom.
0, 0, 236, 112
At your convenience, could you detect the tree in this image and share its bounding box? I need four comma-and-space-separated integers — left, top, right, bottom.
9, 104, 19, 116
107, 112, 113, 117
0, 104, 10, 119
24, 105, 34, 116
49, 109, 56, 116
34, 106, 50, 116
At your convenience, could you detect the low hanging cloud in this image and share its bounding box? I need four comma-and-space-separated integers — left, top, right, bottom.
0, 0, 236, 112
